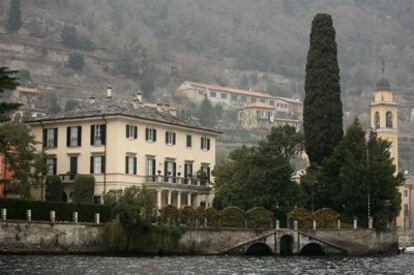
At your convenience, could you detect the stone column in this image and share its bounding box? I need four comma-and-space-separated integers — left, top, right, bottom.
177, 191, 182, 209
276, 219, 280, 230
337, 219, 341, 229
353, 216, 358, 229
368, 216, 373, 229
205, 194, 209, 209
167, 190, 172, 205
195, 193, 200, 208
313, 220, 316, 230
157, 190, 162, 209
187, 193, 192, 206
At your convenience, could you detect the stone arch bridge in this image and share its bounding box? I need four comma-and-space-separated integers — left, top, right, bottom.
177, 228, 398, 255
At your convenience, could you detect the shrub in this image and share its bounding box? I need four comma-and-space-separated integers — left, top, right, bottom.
246, 207, 273, 229
314, 208, 340, 229
67, 53, 85, 70
287, 208, 314, 229
204, 207, 221, 228
160, 205, 179, 225
0, 198, 110, 222
179, 206, 197, 226
61, 25, 95, 51
221, 206, 245, 228
72, 175, 95, 204
45, 175, 64, 202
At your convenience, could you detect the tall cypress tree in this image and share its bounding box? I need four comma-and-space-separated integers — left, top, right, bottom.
304, 13, 343, 165
0, 67, 20, 121
6, 0, 22, 33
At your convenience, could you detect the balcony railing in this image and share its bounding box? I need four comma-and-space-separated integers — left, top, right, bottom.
145, 175, 211, 187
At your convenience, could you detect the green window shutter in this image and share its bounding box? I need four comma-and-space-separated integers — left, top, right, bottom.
90, 125, 95, 145
66, 127, 70, 147
125, 156, 128, 174
90, 156, 94, 174
101, 124, 106, 145
126, 125, 130, 138
53, 128, 58, 147
134, 157, 137, 175
77, 126, 82, 146
134, 126, 138, 139
102, 156, 106, 173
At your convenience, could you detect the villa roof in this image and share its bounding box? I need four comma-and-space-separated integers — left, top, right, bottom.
185, 81, 276, 99
16, 86, 39, 94
26, 97, 221, 134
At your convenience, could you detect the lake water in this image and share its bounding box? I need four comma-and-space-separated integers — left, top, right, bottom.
0, 254, 413, 274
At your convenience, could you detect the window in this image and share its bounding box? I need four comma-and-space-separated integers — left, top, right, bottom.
184, 162, 193, 178
67, 126, 82, 147
269, 100, 275, 106
125, 155, 137, 175
201, 164, 211, 185
221, 93, 228, 99
164, 159, 176, 183
43, 128, 58, 148
386, 111, 393, 128
145, 128, 157, 142
231, 94, 238, 101
201, 137, 210, 150
404, 190, 408, 197
90, 155, 105, 174
251, 97, 256, 103
260, 99, 266, 103
374, 112, 380, 129
241, 96, 247, 102
210, 91, 216, 98
90, 124, 106, 145
165, 131, 176, 145
146, 157, 156, 177
126, 125, 138, 139
186, 135, 192, 148
46, 157, 57, 175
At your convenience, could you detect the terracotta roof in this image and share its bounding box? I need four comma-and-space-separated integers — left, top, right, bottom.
16, 86, 39, 94
276, 96, 302, 104
238, 102, 275, 110
26, 97, 221, 134
185, 81, 276, 99
143, 103, 158, 109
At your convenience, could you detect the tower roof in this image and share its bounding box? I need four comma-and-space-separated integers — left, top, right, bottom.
376, 77, 391, 91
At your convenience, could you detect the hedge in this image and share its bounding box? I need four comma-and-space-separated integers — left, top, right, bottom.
0, 199, 111, 223
246, 207, 273, 228
221, 206, 245, 228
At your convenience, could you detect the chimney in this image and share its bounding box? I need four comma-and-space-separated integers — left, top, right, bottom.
106, 84, 112, 98
134, 91, 143, 103
156, 102, 177, 117
89, 96, 95, 104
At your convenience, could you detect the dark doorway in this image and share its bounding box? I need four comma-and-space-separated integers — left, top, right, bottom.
246, 242, 273, 256
300, 243, 325, 256
280, 235, 294, 255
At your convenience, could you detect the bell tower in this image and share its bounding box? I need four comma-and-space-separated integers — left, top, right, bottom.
370, 74, 398, 171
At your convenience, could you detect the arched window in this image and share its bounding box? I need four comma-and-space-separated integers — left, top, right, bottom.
374, 112, 380, 129
386, 111, 393, 128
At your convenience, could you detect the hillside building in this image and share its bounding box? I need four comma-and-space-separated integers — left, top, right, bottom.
26, 87, 221, 209
237, 102, 302, 131
177, 81, 303, 115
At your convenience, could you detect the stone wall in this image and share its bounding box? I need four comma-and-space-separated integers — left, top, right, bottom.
0, 221, 104, 254
398, 229, 414, 247
302, 229, 398, 254
176, 229, 272, 254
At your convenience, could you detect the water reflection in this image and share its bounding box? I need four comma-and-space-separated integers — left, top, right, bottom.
0, 255, 412, 274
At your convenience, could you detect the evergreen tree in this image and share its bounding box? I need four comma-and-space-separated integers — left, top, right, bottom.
0, 67, 20, 121
6, 0, 22, 32
45, 175, 64, 202
213, 126, 306, 221
198, 95, 216, 127
309, 119, 403, 228
303, 13, 343, 165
